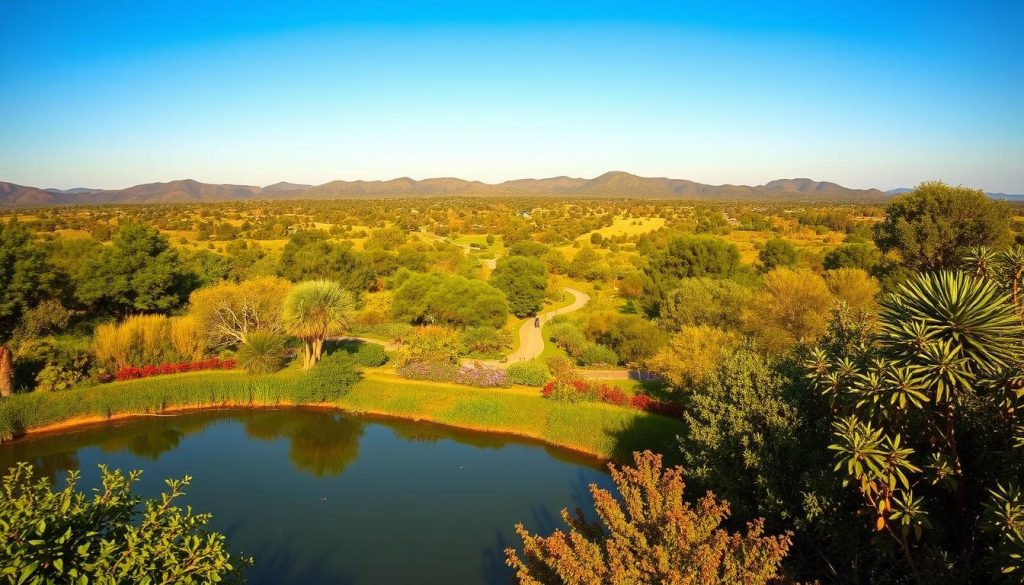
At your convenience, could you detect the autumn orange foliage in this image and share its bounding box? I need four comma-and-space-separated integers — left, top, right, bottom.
505, 450, 791, 584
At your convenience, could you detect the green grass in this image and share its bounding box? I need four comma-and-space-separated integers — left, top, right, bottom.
0, 369, 685, 463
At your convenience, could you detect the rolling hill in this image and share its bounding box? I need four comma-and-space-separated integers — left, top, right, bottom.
1, 172, 894, 207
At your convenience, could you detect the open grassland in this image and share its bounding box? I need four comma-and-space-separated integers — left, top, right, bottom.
0, 370, 685, 463
577, 215, 666, 241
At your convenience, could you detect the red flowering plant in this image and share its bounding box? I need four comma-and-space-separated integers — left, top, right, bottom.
541, 374, 681, 416
114, 357, 236, 381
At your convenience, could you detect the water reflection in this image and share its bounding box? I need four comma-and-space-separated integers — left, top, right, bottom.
0, 407, 613, 585
243, 411, 364, 477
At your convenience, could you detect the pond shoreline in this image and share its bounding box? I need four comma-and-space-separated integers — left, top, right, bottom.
7, 400, 612, 463
0, 370, 686, 464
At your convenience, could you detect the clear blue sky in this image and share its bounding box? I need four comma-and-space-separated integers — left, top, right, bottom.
1, 1, 1022, 192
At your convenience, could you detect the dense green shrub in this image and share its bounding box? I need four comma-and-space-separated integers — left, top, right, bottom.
300, 352, 361, 402
579, 344, 619, 367
460, 326, 511, 356
0, 463, 249, 584
507, 360, 551, 387
548, 321, 588, 357
345, 341, 388, 367
236, 331, 289, 374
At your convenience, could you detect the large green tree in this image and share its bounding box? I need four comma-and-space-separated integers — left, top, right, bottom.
0, 221, 52, 396
759, 238, 799, 271
490, 256, 548, 317
391, 272, 508, 328
75, 222, 188, 314
874, 181, 1012, 270
642, 235, 740, 315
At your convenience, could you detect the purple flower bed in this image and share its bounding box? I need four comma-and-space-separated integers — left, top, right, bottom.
395, 361, 459, 382
454, 365, 510, 388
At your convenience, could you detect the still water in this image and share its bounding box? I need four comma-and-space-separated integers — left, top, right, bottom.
0, 408, 614, 584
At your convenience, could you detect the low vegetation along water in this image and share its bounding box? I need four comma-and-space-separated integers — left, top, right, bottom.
0, 408, 613, 584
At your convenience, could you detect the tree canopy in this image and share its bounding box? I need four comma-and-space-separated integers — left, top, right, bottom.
490, 256, 548, 317
874, 181, 1012, 270
75, 222, 189, 314
392, 272, 508, 329
643, 235, 740, 314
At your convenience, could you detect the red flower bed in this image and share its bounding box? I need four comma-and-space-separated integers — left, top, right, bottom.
115, 357, 237, 381
541, 377, 681, 416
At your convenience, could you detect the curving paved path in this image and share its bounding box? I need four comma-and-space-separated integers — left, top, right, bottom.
335, 287, 592, 369
502, 287, 589, 364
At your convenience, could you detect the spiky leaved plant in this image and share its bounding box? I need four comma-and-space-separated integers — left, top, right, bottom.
282, 280, 354, 369
806, 270, 1024, 582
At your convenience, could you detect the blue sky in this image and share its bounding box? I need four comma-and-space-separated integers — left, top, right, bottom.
1, 1, 1022, 192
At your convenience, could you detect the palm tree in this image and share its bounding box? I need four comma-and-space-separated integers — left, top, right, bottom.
282, 280, 355, 369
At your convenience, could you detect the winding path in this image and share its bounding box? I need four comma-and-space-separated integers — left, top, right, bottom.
502, 287, 589, 364
336, 287, 590, 368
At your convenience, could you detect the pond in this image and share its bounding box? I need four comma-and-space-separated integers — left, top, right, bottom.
0, 408, 614, 584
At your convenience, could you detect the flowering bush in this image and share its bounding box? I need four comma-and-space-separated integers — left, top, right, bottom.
541, 376, 682, 416
394, 360, 459, 382
114, 358, 237, 381
454, 364, 509, 388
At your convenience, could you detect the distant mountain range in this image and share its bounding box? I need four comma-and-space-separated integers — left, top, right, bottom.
0, 171, 1014, 208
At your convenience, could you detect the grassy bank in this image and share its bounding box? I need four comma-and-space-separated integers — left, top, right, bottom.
0, 370, 685, 463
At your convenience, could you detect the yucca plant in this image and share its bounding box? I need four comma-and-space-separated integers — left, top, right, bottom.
879, 271, 1023, 383
806, 269, 1024, 581
235, 331, 288, 374
282, 280, 354, 369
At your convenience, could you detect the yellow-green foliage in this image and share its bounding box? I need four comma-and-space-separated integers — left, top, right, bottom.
647, 325, 741, 390
92, 315, 206, 368
188, 277, 293, 349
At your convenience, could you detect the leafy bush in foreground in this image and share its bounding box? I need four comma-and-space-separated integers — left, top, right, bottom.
0, 463, 249, 584
506, 450, 791, 584
506, 361, 551, 387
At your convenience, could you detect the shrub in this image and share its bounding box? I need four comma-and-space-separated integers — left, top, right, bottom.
0, 463, 249, 584
545, 355, 576, 378
579, 343, 619, 367
33, 348, 91, 392
506, 451, 791, 584
235, 332, 288, 374
394, 360, 459, 382
300, 352, 361, 402
461, 326, 511, 356
548, 321, 588, 357
394, 325, 463, 366
507, 361, 551, 387
454, 364, 509, 388
346, 342, 388, 367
